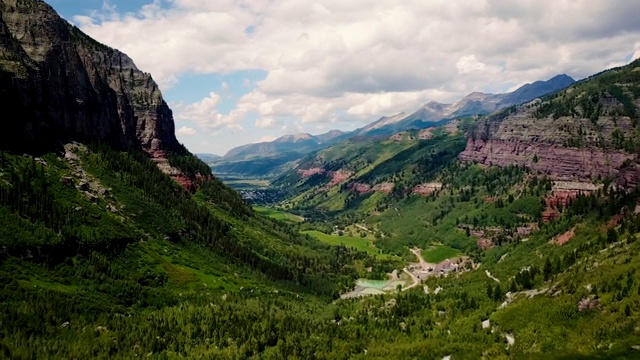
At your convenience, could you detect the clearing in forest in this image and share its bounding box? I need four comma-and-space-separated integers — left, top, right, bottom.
422, 245, 461, 263
302, 230, 382, 256
253, 206, 304, 223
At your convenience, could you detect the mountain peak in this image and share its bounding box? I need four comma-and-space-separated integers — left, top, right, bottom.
224, 129, 345, 158
460, 91, 492, 101
549, 73, 575, 82
419, 101, 447, 112
353, 74, 575, 137
276, 133, 314, 143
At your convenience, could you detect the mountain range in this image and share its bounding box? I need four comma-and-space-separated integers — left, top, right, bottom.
221, 74, 574, 162
3, 1, 640, 359
224, 129, 345, 158
351, 74, 575, 136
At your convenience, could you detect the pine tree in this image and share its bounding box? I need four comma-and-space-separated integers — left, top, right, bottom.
544, 258, 553, 281
486, 283, 493, 299
509, 280, 517, 293
493, 284, 503, 302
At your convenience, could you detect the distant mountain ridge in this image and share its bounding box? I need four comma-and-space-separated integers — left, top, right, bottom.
195, 153, 221, 162
224, 129, 346, 158
354, 74, 575, 136
217, 74, 574, 178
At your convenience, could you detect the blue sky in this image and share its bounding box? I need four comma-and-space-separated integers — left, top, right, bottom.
47, 0, 640, 155
49, 0, 139, 15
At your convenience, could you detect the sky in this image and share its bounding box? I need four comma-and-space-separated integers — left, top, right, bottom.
47, 0, 640, 156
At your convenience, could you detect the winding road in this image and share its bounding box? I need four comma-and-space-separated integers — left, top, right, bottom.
402, 267, 420, 290
401, 248, 426, 291
410, 248, 428, 269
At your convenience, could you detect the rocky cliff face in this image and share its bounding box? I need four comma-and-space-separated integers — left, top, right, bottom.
0, 0, 179, 154
460, 137, 638, 186
459, 61, 640, 188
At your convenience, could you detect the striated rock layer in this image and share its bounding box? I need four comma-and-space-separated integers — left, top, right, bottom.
0, 0, 180, 154
459, 98, 640, 188
459, 138, 638, 187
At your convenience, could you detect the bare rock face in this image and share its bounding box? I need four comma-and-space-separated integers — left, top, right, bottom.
147, 148, 197, 192
0, 0, 179, 154
298, 167, 324, 178
373, 182, 394, 194
349, 182, 372, 194
326, 170, 352, 188
412, 182, 443, 196
460, 138, 636, 183
459, 92, 640, 188
578, 296, 600, 312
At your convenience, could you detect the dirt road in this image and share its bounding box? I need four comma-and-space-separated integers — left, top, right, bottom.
410, 248, 428, 270
401, 248, 425, 291
402, 268, 420, 290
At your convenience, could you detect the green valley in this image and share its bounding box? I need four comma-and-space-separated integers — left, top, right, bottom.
2, 1, 640, 359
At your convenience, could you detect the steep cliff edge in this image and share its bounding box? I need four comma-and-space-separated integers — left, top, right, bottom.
0, 0, 179, 154
459, 59, 640, 188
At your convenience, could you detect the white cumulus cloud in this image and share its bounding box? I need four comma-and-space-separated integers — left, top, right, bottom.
176, 126, 196, 136
255, 117, 277, 129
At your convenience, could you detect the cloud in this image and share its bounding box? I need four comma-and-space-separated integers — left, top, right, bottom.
174, 92, 237, 129
176, 126, 196, 136
171, 92, 244, 137
255, 117, 277, 129
633, 43, 640, 62
174, 92, 220, 124
75, 0, 640, 151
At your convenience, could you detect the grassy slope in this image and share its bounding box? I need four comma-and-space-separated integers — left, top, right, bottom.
253, 206, 303, 223
422, 245, 461, 263
302, 230, 380, 256
279, 131, 467, 219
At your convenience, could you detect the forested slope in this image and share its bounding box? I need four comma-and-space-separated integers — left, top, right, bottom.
2, 1, 640, 358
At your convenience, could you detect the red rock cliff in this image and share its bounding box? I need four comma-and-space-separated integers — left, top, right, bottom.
459, 77, 640, 189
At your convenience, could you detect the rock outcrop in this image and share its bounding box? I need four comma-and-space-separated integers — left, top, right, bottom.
460, 138, 637, 184
459, 62, 640, 189
0, 0, 180, 154
348, 182, 394, 194
412, 182, 443, 196
349, 182, 372, 194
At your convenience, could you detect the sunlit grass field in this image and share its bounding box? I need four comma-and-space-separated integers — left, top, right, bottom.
302, 230, 381, 256
422, 245, 461, 263
253, 206, 304, 223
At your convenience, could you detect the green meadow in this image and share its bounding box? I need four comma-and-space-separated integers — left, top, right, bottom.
253, 206, 304, 223
302, 230, 381, 256
422, 245, 461, 263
